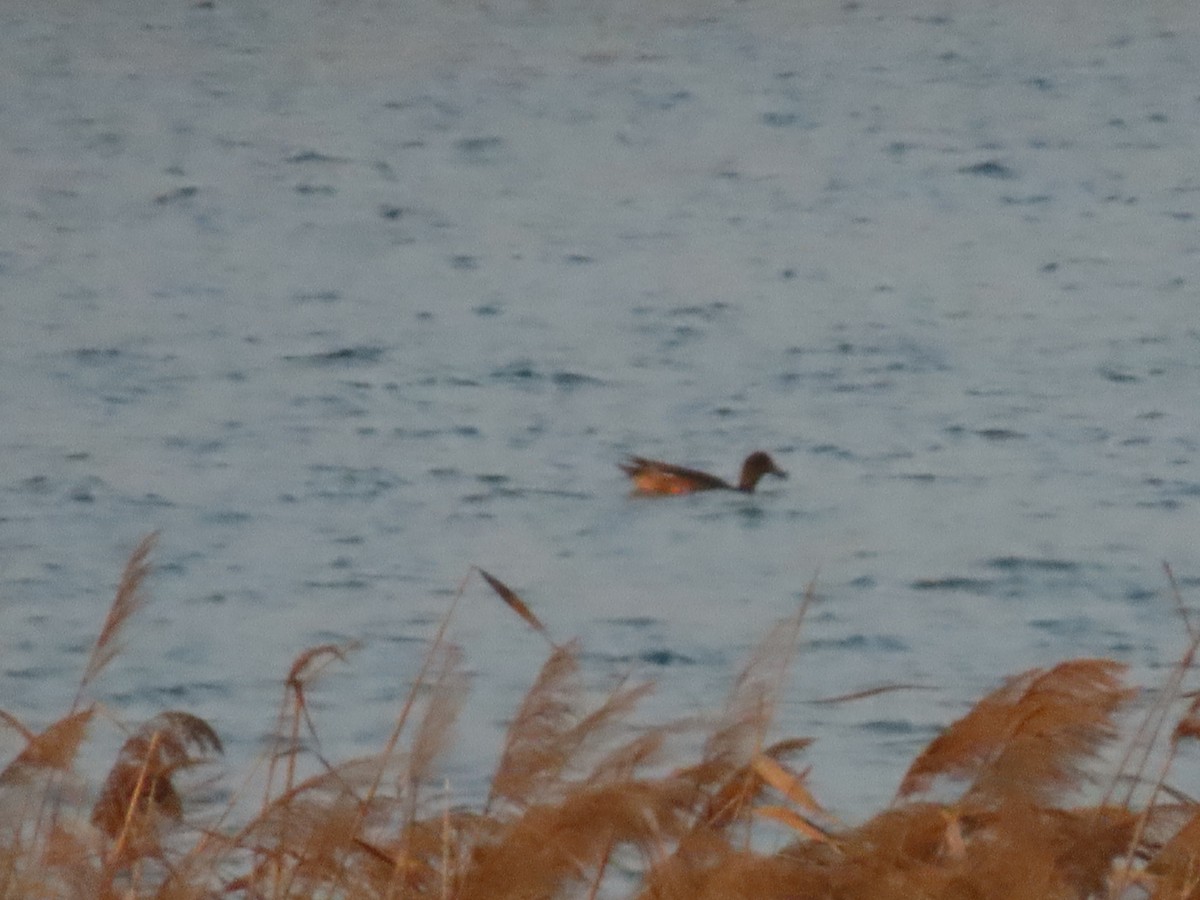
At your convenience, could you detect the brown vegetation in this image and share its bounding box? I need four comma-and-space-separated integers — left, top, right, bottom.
2, 538, 1200, 898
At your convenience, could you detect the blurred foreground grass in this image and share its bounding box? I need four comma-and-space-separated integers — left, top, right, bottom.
3, 534, 1200, 899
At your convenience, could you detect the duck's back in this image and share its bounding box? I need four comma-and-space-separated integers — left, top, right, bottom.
620, 457, 731, 495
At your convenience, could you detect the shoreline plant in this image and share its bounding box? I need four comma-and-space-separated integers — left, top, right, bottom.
2, 537, 1200, 898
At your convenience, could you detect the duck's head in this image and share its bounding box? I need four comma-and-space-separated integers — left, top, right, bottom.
738, 451, 787, 492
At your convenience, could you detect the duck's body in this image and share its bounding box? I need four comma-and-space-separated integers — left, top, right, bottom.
620, 451, 787, 496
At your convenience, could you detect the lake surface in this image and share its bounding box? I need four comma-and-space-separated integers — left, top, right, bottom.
2, 0, 1200, 820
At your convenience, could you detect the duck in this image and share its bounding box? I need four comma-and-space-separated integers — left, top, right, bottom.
619, 450, 787, 496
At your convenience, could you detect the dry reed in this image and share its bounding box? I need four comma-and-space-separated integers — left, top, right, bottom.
3, 537, 1200, 898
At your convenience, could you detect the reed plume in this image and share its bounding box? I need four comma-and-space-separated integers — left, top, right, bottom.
669, 592, 812, 842
75, 532, 157, 710
90, 710, 222, 867
405, 642, 469, 803
0, 709, 95, 787
898, 658, 1134, 805
486, 639, 584, 813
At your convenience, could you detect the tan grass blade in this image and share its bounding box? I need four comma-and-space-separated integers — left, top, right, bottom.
292, 645, 359, 773
700, 763, 762, 830
1106, 570, 1200, 896
1170, 694, 1200, 746
584, 829, 617, 900
269, 640, 359, 798
754, 804, 831, 843
811, 682, 935, 704
0, 710, 36, 743
361, 572, 469, 836
286, 641, 360, 691
476, 568, 551, 642
751, 755, 823, 816
75, 532, 157, 707
762, 736, 815, 758
1104, 564, 1200, 811
898, 658, 1133, 803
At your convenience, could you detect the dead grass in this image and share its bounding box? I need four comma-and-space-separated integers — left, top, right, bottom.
3, 539, 1200, 898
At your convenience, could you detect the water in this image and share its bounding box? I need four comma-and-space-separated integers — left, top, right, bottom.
2, 0, 1200, 821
